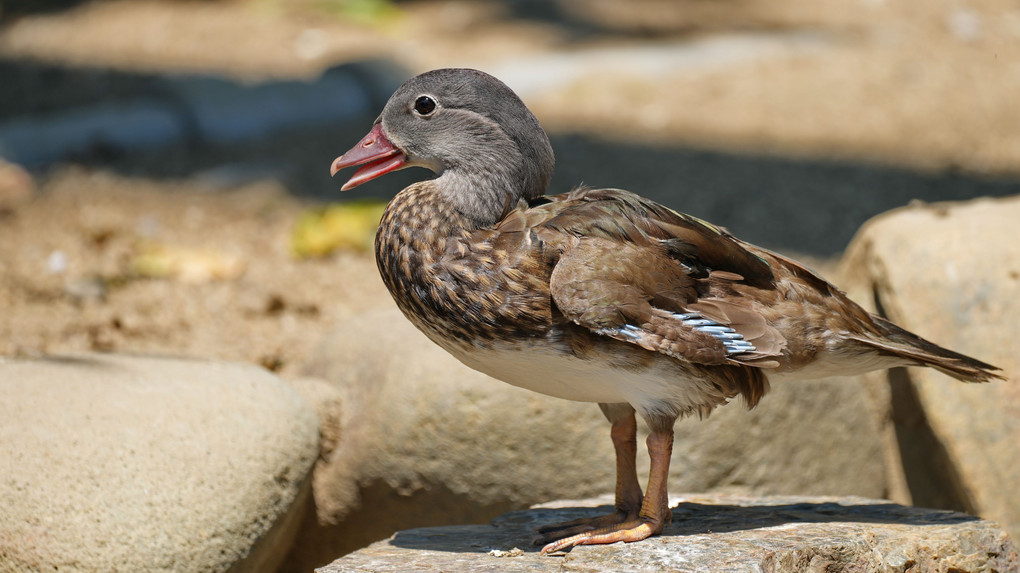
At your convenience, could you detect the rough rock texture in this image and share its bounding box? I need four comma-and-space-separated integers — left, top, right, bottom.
0, 353, 320, 573
320, 494, 1019, 572
286, 307, 885, 571
840, 196, 1020, 543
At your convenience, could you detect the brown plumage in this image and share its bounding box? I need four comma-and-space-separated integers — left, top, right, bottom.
331, 68, 1002, 555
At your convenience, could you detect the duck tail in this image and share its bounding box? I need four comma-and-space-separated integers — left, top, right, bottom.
851, 316, 1004, 383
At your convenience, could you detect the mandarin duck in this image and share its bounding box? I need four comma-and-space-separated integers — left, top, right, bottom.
330, 68, 1002, 554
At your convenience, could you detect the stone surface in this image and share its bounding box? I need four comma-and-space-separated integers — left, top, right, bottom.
840, 196, 1020, 543
319, 494, 1019, 572
287, 307, 885, 570
0, 353, 320, 573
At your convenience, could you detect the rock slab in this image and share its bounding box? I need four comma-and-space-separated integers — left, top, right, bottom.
0, 353, 320, 573
320, 494, 1019, 573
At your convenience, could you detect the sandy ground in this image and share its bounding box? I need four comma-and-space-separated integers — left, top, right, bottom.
1, 0, 1018, 375
0, 169, 393, 376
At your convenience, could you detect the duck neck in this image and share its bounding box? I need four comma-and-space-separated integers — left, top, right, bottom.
431, 161, 531, 230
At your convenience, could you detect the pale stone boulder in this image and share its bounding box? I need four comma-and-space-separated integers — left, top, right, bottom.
840, 195, 1020, 542
290, 308, 616, 569
320, 493, 1019, 572
289, 307, 885, 570
0, 353, 320, 573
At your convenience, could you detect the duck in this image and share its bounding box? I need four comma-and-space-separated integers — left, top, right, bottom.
330, 68, 1002, 555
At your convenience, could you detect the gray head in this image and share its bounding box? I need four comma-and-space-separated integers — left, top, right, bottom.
331, 68, 555, 226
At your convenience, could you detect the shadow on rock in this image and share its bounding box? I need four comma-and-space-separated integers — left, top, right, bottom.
327, 494, 1012, 571
389, 497, 980, 555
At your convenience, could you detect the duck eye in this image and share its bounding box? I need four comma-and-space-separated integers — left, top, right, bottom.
414, 95, 437, 116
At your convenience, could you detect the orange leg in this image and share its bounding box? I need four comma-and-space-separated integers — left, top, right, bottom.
539, 422, 674, 555
533, 405, 643, 543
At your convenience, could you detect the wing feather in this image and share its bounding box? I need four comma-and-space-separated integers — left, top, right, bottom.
537, 189, 786, 368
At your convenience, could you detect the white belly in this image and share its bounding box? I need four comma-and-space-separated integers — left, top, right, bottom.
441, 340, 731, 418
452, 344, 631, 403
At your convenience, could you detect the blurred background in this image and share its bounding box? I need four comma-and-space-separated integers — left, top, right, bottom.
1, 0, 1018, 570
3, 0, 1019, 369
2, 0, 1019, 368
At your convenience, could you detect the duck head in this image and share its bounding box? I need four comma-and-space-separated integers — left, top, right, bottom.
331, 68, 555, 226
